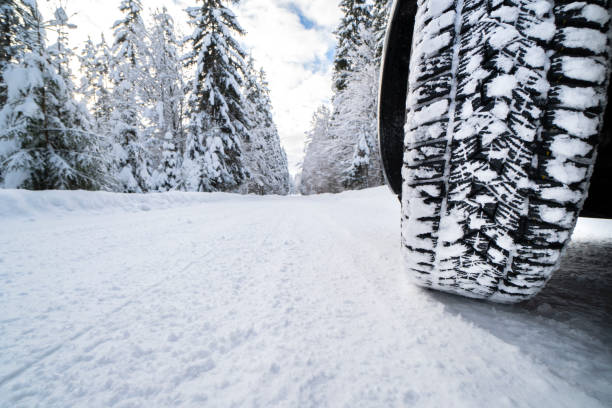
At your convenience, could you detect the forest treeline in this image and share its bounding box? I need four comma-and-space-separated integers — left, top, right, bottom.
298, 0, 390, 195
0, 0, 291, 194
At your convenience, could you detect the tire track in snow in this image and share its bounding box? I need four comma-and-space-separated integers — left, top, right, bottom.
0, 260, 200, 389
0, 205, 263, 391
0, 203, 292, 405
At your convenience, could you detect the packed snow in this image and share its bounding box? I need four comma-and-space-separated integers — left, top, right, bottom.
0, 187, 611, 407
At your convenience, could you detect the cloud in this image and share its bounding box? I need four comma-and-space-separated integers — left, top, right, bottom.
285, 4, 317, 30
39, 0, 341, 175
235, 0, 341, 174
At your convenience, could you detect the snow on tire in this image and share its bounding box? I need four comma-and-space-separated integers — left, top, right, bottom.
400, 0, 611, 303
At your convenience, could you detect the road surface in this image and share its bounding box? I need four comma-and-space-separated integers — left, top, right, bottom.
0, 187, 610, 407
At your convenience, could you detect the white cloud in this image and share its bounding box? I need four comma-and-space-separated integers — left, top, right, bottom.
235, 0, 341, 174
39, 0, 341, 175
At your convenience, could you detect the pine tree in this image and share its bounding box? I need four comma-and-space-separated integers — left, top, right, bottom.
1, 0, 41, 107
337, 23, 383, 189
109, 0, 150, 192
183, 0, 248, 192
300, 105, 342, 194
241, 58, 290, 195
144, 7, 185, 192
79, 36, 112, 131
1, 1, 27, 183
256, 69, 291, 195
78, 35, 117, 188
240, 59, 268, 194
0, 2, 105, 189
1, 0, 20, 107
372, 0, 392, 59
333, 0, 371, 92
306, 0, 378, 194
79, 37, 97, 104
156, 131, 180, 191
312, 0, 388, 193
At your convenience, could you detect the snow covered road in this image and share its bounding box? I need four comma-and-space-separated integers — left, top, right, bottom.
0, 188, 611, 407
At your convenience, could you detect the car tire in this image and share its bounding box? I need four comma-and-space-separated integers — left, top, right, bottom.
383, 0, 612, 302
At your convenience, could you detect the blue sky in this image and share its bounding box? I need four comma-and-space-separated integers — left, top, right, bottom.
286, 4, 317, 30
285, 4, 336, 74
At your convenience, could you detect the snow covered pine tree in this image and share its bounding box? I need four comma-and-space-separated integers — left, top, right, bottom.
339, 23, 384, 189
144, 7, 185, 192
333, 0, 373, 92
0, 2, 104, 190
79, 35, 113, 144
0, 0, 25, 184
372, 0, 393, 58
109, 0, 151, 192
300, 105, 337, 194
183, 0, 248, 192
253, 68, 292, 195
378, 0, 612, 302
301, 0, 385, 193
1, 0, 22, 108
241, 57, 291, 195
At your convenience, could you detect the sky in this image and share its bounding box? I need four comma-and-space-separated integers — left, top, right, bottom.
38, 0, 343, 176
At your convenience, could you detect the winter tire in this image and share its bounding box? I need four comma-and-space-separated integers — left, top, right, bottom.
379, 0, 612, 303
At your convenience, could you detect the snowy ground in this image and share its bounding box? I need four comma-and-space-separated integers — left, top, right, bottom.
0, 187, 611, 407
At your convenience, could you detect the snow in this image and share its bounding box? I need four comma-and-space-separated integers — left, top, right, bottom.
560, 27, 607, 54
487, 74, 517, 98
427, 0, 454, 19
0, 187, 611, 407
584, 4, 610, 24
3, 65, 43, 101
555, 85, 601, 110
539, 206, 572, 227
541, 186, 582, 204
547, 159, 588, 185
560, 56, 607, 84
491, 6, 518, 23
524, 0, 552, 18
549, 135, 592, 158
408, 99, 449, 128
488, 26, 518, 49
420, 31, 452, 57
422, 10, 455, 39
1, 166, 30, 190
553, 109, 599, 138
525, 20, 556, 41
524, 46, 547, 68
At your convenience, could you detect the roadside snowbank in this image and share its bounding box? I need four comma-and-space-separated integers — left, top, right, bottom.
0, 188, 280, 219
573, 216, 612, 240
